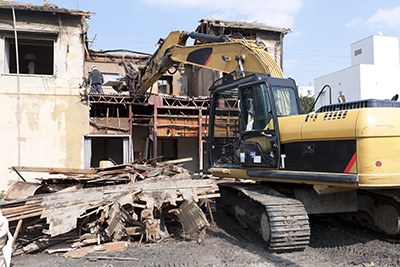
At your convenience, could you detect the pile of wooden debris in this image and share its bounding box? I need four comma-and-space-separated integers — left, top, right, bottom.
0, 158, 218, 256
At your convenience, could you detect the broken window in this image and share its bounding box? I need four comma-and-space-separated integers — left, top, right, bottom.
84, 136, 131, 168
3, 37, 54, 75
158, 76, 173, 94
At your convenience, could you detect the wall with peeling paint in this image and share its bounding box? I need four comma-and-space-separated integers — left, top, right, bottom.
0, 9, 89, 190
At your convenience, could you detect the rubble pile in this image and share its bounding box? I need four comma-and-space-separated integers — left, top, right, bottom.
0, 159, 218, 256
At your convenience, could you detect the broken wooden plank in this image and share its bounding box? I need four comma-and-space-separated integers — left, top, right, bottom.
11, 166, 96, 175
206, 200, 215, 225
5, 212, 43, 222
89, 121, 129, 133
175, 193, 220, 202
71, 238, 98, 248
97, 167, 132, 176
11, 219, 23, 248
174, 200, 208, 236
41, 189, 105, 237
22, 232, 79, 254
167, 164, 185, 173
147, 168, 163, 177
63, 241, 130, 258
104, 202, 124, 240
2, 206, 42, 218
40, 178, 216, 237
157, 157, 193, 166
124, 226, 145, 236
0, 196, 44, 223
56, 184, 84, 193
1, 202, 42, 214
11, 167, 26, 182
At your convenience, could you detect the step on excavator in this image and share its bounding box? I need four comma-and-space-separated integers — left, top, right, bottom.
130, 30, 400, 252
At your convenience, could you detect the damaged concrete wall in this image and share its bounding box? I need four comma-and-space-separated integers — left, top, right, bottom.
256, 31, 283, 70
0, 9, 89, 189
195, 19, 290, 73
193, 67, 220, 97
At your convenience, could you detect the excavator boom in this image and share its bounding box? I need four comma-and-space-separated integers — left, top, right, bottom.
135, 31, 283, 95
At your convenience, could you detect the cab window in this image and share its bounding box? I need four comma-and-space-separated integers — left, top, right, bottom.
272, 87, 299, 116
242, 83, 273, 131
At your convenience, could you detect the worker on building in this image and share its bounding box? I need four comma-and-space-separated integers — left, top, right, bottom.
88, 65, 104, 94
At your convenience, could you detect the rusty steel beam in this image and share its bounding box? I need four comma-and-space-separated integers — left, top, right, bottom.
199, 110, 203, 170
157, 124, 199, 128
129, 104, 133, 162
88, 94, 150, 105
131, 123, 152, 127
153, 102, 158, 159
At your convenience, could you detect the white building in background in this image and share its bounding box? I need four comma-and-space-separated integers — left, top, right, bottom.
297, 85, 315, 97
314, 35, 400, 109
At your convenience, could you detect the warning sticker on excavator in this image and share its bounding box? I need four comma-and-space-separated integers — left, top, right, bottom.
254, 155, 261, 163
240, 153, 245, 163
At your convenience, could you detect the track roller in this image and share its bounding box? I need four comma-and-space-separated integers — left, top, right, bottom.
219, 182, 310, 252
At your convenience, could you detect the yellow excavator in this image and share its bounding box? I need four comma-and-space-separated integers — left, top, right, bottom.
134, 30, 400, 252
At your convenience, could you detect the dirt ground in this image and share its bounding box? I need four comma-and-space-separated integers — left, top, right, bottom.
11, 207, 400, 267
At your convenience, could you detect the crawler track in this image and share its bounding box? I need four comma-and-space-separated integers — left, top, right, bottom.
219, 182, 310, 252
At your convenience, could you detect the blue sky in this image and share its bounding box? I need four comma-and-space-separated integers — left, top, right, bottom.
25, 0, 400, 87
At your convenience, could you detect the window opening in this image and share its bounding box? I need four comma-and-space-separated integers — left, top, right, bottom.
158, 76, 173, 94
4, 37, 54, 75
84, 136, 130, 168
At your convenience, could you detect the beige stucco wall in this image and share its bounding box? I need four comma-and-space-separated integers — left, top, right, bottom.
0, 10, 89, 190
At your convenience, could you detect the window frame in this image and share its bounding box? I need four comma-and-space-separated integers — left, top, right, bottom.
2, 34, 56, 76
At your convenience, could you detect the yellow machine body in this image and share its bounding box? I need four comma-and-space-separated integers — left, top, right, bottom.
210, 107, 400, 189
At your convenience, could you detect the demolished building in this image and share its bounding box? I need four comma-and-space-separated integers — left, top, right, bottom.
0, 0, 292, 257
85, 19, 291, 173
0, 1, 291, 190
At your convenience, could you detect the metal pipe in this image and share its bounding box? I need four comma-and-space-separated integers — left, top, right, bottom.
188, 32, 227, 43
198, 109, 203, 171
280, 33, 283, 70
11, 6, 21, 168
153, 100, 158, 159
129, 104, 133, 162
311, 84, 332, 111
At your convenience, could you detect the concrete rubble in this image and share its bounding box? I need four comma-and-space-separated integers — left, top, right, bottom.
0, 159, 219, 257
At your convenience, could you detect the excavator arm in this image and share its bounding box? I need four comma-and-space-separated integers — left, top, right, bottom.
135, 31, 284, 95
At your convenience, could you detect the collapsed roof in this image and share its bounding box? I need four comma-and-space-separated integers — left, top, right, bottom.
0, 0, 90, 18
197, 18, 291, 35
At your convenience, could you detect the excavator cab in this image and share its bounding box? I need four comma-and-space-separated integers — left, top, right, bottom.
208, 71, 301, 169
